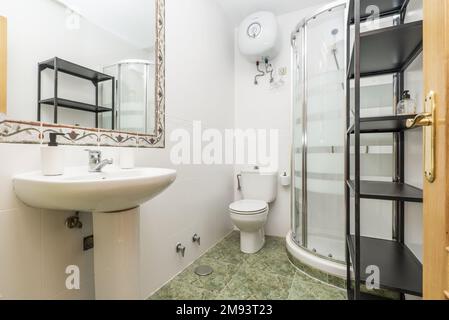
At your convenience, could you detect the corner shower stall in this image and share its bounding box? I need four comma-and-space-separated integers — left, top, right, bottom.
289, 1, 347, 276
289, 0, 406, 281
101, 60, 156, 134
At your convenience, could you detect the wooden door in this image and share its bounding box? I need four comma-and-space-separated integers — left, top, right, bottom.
423, 0, 449, 300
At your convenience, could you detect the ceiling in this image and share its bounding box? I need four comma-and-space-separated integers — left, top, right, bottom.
214, 0, 334, 26
55, 0, 155, 50
54, 0, 335, 48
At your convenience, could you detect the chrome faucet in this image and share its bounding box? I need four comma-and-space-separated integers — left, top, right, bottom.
85, 150, 113, 172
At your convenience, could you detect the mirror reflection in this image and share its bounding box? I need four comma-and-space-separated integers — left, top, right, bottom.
2, 0, 157, 135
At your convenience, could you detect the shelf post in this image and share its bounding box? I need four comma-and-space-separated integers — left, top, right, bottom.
395, 61, 406, 302
37, 64, 41, 122
111, 77, 115, 130
53, 57, 58, 124
354, 0, 362, 300
345, 0, 352, 298
95, 83, 99, 128
400, 0, 410, 23
392, 16, 406, 251
393, 72, 406, 245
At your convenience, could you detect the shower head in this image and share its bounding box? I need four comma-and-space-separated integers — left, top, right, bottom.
330, 27, 342, 77
330, 28, 339, 53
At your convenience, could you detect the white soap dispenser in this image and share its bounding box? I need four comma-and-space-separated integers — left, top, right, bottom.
41, 132, 65, 176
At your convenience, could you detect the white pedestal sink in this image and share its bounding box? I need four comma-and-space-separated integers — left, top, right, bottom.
13, 166, 176, 300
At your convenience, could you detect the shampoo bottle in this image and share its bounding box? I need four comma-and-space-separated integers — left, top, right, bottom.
397, 90, 417, 115
41, 133, 65, 176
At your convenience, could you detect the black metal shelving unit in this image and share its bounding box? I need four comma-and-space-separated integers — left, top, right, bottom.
348, 0, 410, 23
37, 57, 115, 129
345, 0, 423, 300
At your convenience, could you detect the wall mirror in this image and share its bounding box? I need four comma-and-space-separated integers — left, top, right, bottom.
0, 0, 165, 147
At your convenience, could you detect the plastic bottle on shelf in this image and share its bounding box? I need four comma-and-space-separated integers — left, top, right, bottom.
397, 90, 417, 115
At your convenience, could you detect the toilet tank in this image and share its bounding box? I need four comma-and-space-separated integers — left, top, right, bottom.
240, 168, 278, 203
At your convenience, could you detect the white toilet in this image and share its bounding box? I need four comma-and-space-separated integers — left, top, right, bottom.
229, 168, 277, 254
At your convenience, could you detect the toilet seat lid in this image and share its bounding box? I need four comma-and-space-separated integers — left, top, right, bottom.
229, 200, 268, 215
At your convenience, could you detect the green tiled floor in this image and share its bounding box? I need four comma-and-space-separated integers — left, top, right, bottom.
150, 232, 347, 300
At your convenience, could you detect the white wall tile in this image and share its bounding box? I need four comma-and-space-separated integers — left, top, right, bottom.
0, 207, 42, 299
0, 144, 41, 211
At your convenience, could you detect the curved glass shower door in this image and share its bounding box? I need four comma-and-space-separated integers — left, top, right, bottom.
292, 3, 346, 262
102, 60, 155, 134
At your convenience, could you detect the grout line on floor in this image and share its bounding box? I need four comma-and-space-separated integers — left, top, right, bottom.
215, 259, 246, 299
286, 257, 346, 292
145, 229, 236, 299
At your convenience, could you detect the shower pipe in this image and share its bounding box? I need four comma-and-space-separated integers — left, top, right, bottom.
254, 61, 266, 85
264, 58, 275, 83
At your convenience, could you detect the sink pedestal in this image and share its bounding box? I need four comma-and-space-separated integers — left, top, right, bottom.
93, 207, 141, 300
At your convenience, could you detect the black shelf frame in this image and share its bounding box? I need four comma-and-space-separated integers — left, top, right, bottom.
347, 236, 423, 296
345, 0, 423, 300
347, 21, 423, 79
347, 114, 417, 134
37, 57, 115, 129
39, 98, 114, 113
347, 180, 423, 202
347, 290, 392, 300
348, 0, 410, 24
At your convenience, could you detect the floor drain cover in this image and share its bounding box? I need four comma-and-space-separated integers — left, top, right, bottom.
194, 265, 213, 276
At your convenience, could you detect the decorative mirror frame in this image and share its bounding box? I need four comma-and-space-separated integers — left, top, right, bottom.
0, 0, 165, 148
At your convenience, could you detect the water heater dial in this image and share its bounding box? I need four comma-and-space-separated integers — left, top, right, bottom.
247, 22, 262, 38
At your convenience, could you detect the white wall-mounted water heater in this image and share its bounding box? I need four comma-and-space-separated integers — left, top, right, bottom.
238, 11, 281, 63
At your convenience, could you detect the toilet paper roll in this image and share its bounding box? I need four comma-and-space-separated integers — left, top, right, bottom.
119, 148, 136, 169
280, 173, 291, 187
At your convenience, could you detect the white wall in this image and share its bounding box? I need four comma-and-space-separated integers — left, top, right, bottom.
0, 0, 235, 299
138, 0, 235, 298
233, 6, 321, 238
